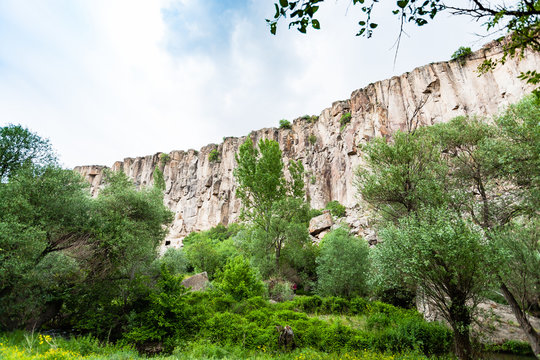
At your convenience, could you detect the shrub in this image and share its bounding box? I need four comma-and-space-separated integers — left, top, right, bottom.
451, 46, 472, 64
309, 134, 317, 145
154, 247, 188, 275
308, 115, 319, 123
484, 340, 534, 356
366, 312, 392, 331
159, 153, 170, 166
208, 149, 220, 163
121, 268, 203, 353
214, 256, 265, 301
340, 112, 352, 130
316, 229, 370, 297
325, 200, 346, 218
372, 316, 452, 356
267, 278, 294, 302
279, 119, 292, 129
184, 236, 236, 279
309, 208, 323, 218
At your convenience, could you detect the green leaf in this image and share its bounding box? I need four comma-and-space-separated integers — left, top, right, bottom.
279, 0, 288, 8
397, 0, 409, 9
312, 19, 320, 29
370, 23, 378, 29
270, 23, 277, 35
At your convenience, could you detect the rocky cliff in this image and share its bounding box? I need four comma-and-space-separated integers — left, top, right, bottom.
74, 39, 540, 249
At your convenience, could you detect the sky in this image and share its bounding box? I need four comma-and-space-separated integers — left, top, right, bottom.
0, 0, 499, 168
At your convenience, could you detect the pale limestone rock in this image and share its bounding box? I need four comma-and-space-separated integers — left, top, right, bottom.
181, 272, 209, 292
73, 40, 540, 251
309, 212, 334, 236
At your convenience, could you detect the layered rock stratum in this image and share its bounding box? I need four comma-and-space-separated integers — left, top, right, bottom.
74, 39, 540, 249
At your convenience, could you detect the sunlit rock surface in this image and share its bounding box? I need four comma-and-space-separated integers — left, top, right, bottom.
74, 39, 540, 249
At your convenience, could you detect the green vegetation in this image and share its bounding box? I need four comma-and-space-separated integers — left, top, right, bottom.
357, 95, 540, 359
316, 228, 370, 297
1, 294, 452, 359
208, 148, 220, 163
308, 134, 317, 145
0, 124, 56, 181
340, 112, 351, 131
325, 200, 346, 218
1, 95, 539, 359
160, 152, 170, 166
279, 119, 292, 129
303, 115, 319, 124
451, 46, 472, 65
234, 138, 307, 273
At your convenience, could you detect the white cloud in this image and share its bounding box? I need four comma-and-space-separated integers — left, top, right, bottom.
0, 0, 494, 168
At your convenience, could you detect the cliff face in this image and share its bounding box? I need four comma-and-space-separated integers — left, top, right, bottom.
74, 40, 540, 248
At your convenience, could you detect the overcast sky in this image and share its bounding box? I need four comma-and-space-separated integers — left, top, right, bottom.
0, 0, 497, 168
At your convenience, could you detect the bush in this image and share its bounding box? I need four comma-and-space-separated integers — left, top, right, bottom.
159, 153, 170, 166
279, 119, 292, 129
302, 115, 319, 123
184, 237, 236, 279
208, 149, 220, 163
154, 247, 188, 275
366, 313, 392, 331
316, 229, 370, 298
340, 112, 352, 130
309, 134, 317, 145
268, 278, 294, 302
484, 340, 534, 356
214, 256, 265, 301
121, 268, 203, 353
325, 200, 346, 217
451, 46, 472, 64
372, 316, 452, 356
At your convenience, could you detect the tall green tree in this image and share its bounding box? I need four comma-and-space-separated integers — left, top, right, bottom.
0, 165, 92, 329
372, 208, 499, 360
0, 124, 56, 181
234, 137, 306, 273
68, 171, 173, 337
356, 95, 540, 358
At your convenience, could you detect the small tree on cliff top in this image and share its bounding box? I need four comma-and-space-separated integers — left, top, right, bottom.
234, 137, 305, 272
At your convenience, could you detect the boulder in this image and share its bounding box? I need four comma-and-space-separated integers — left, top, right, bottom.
309, 212, 333, 236
181, 272, 209, 291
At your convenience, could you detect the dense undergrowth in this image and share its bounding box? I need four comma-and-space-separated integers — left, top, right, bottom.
1, 294, 451, 359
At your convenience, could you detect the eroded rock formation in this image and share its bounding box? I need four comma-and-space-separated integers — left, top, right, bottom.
74, 39, 540, 248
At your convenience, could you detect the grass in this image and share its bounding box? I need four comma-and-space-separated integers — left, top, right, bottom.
0, 334, 432, 360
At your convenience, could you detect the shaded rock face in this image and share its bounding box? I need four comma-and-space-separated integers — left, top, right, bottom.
74, 41, 540, 248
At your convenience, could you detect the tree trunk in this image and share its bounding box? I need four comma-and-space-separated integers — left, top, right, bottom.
449, 296, 473, 360
275, 244, 281, 274
500, 282, 540, 358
